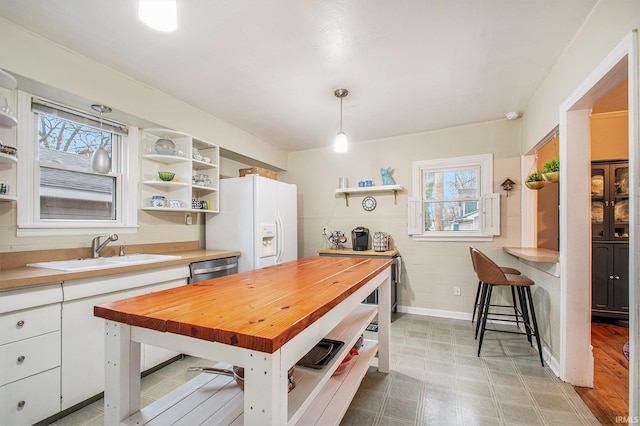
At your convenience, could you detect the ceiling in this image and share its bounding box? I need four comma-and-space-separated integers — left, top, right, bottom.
0, 0, 599, 152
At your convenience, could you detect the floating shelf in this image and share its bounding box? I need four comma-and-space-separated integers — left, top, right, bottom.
141, 207, 218, 214
335, 184, 403, 206
192, 184, 217, 192
0, 111, 17, 128
142, 154, 190, 165
0, 194, 17, 202
142, 180, 190, 188
192, 159, 218, 170
0, 152, 17, 164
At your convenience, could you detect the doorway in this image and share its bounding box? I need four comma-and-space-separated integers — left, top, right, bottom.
560, 32, 638, 417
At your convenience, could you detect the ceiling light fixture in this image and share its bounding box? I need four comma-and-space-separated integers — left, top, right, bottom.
505, 111, 522, 120
90, 104, 112, 174
138, 0, 177, 32
334, 88, 349, 153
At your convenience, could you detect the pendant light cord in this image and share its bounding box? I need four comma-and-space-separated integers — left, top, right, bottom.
98, 110, 104, 149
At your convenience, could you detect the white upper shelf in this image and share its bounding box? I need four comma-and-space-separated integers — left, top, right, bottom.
335, 184, 403, 194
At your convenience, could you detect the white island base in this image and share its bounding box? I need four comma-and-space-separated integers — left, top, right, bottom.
120, 306, 379, 425
100, 258, 391, 425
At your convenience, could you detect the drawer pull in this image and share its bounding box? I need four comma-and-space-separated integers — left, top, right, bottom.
17, 400, 25, 408
17, 355, 25, 363
16, 320, 25, 327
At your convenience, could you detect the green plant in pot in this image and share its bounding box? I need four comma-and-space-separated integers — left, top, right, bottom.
542, 158, 560, 183
525, 171, 546, 190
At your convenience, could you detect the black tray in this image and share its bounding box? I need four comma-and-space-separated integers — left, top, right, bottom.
296, 338, 344, 369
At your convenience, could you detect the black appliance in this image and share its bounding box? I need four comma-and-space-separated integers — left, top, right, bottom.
351, 227, 370, 251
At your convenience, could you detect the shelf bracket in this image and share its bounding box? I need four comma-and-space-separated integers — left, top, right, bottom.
343, 192, 350, 207
393, 190, 398, 205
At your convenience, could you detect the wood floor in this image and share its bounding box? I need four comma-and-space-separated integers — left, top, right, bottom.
574, 320, 629, 425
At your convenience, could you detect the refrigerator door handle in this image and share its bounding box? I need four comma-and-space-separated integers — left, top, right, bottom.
275, 214, 283, 263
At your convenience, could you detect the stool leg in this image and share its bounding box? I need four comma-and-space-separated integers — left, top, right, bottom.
475, 282, 489, 339
525, 286, 544, 366
472, 280, 482, 323
517, 287, 532, 344
511, 286, 520, 327
477, 284, 493, 357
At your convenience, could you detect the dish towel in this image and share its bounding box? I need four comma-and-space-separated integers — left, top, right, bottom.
393, 256, 402, 284
623, 342, 629, 360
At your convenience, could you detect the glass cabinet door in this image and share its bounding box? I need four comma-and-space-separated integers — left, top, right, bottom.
612, 165, 629, 239
591, 167, 606, 240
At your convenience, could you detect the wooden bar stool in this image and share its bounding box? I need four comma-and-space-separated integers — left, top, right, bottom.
471, 247, 544, 366
469, 246, 521, 324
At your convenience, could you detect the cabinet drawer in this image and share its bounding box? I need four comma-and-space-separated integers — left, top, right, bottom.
0, 331, 61, 386
0, 367, 60, 426
0, 304, 61, 345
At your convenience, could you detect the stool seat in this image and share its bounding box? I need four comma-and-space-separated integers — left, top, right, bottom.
504, 273, 534, 287
501, 267, 521, 275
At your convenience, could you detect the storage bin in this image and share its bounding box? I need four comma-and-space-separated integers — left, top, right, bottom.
239, 167, 277, 180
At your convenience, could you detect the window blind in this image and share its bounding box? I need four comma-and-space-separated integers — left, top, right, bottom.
31, 97, 129, 136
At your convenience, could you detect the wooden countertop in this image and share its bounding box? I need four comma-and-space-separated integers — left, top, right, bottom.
94, 256, 392, 353
0, 248, 240, 291
318, 249, 399, 257
503, 247, 560, 263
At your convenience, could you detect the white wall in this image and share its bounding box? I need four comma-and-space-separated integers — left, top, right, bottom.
0, 19, 287, 170
522, 0, 640, 153
283, 118, 521, 315
0, 19, 284, 253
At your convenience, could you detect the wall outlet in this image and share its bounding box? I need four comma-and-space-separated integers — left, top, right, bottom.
185, 213, 193, 225
453, 286, 461, 296
322, 227, 328, 235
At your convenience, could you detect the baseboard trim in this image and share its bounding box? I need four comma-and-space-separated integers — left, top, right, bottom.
396, 305, 472, 321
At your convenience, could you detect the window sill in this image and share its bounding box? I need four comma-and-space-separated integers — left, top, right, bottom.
412, 234, 494, 242
16, 225, 139, 237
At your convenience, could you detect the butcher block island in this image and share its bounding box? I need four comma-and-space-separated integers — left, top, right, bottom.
94, 256, 392, 425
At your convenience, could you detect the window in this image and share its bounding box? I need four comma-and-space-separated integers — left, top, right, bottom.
408, 154, 499, 241
16, 92, 139, 236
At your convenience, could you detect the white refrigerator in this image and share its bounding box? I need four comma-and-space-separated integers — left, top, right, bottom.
205, 175, 298, 272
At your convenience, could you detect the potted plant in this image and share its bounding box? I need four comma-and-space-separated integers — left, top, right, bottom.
542, 158, 560, 183
525, 171, 546, 190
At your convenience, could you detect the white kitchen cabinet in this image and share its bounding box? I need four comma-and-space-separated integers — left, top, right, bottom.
0, 283, 63, 425
61, 266, 189, 410
140, 128, 219, 214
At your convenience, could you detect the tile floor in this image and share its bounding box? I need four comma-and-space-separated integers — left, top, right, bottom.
48, 314, 600, 425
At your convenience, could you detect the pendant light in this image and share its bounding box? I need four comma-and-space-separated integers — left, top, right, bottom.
138, 0, 177, 32
334, 88, 349, 153
91, 104, 112, 174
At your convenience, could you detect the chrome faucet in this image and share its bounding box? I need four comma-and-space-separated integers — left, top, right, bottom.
91, 233, 119, 258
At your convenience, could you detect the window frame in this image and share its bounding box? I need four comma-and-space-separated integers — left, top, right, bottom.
16, 91, 139, 236
409, 153, 499, 242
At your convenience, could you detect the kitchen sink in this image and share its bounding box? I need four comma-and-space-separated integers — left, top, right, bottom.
103, 253, 181, 264
27, 254, 182, 272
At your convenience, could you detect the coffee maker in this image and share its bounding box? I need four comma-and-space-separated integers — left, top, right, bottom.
351, 227, 370, 251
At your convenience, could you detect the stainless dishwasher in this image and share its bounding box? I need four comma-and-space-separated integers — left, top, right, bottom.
188, 256, 239, 283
